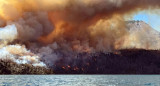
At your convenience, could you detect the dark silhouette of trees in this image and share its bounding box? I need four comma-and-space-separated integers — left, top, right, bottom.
54, 49, 160, 74
1, 49, 160, 74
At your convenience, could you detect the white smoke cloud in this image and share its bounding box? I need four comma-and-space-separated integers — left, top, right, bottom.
0, 24, 17, 43
0, 45, 46, 67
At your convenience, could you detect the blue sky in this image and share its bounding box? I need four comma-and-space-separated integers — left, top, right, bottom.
133, 12, 160, 32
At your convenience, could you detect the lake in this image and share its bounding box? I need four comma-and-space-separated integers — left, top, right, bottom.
0, 75, 159, 86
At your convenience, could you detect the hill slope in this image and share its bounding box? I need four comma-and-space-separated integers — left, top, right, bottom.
53, 49, 160, 74
119, 21, 160, 49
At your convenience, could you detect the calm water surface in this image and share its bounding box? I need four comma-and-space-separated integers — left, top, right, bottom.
0, 75, 159, 86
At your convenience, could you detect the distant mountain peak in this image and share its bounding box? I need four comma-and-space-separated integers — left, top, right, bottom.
119, 20, 160, 49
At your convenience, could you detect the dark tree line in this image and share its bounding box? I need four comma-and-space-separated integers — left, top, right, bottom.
1, 49, 160, 74
53, 49, 160, 74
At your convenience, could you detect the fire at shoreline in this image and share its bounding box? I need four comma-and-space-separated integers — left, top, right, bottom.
0, 0, 160, 69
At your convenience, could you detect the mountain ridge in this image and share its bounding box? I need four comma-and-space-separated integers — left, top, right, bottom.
119, 20, 160, 49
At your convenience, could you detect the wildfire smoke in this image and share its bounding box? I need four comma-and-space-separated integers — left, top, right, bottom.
0, 0, 160, 67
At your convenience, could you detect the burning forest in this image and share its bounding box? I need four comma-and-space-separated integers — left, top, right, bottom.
0, 0, 160, 74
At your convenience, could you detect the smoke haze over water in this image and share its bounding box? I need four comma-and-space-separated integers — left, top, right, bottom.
0, 0, 160, 67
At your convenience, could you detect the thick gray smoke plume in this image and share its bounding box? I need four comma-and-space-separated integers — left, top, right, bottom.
7, 12, 53, 41
0, 0, 160, 67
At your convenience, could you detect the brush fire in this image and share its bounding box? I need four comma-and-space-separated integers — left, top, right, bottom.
0, 0, 160, 74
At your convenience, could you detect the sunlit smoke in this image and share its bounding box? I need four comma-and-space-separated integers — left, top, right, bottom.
0, 44, 46, 67
0, 0, 160, 67
0, 24, 17, 47
118, 21, 160, 49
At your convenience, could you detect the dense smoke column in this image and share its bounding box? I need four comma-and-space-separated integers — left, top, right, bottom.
0, 0, 160, 67
0, 0, 160, 43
